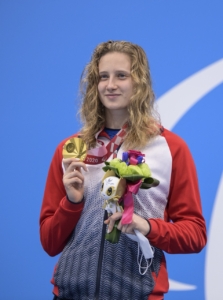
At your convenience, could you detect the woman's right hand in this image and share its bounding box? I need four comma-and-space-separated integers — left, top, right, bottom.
62, 158, 88, 203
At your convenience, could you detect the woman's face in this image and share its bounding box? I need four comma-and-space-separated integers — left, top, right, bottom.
98, 52, 133, 115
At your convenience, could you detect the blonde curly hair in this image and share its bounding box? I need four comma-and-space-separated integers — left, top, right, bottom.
79, 40, 160, 150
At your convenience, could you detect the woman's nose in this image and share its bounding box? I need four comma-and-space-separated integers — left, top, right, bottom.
106, 76, 117, 90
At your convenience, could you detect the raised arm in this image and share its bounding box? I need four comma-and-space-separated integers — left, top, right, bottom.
39, 142, 85, 256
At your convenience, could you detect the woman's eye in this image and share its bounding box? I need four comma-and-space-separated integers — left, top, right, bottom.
118, 73, 126, 79
99, 74, 108, 80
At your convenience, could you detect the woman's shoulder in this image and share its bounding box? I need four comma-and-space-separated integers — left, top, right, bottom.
160, 127, 189, 148
160, 127, 194, 161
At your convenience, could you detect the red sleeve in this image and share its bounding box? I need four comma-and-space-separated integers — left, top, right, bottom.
147, 129, 207, 254
39, 138, 84, 257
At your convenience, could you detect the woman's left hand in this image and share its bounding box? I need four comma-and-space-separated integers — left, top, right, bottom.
104, 212, 150, 236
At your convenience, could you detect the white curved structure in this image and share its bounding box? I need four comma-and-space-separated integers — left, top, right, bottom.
169, 279, 196, 291
205, 173, 223, 300
157, 59, 223, 130
156, 59, 223, 293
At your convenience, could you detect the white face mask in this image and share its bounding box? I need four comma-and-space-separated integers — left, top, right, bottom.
126, 229, 155, 275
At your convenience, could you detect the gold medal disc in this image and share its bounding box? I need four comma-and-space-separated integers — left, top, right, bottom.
62, 137, 87, 161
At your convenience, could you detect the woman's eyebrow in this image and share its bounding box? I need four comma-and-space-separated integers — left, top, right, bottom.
99, 70, 130, 73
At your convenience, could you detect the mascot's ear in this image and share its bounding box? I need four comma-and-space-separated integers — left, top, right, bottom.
116, 178, 126, 198
102, 170, 116, 182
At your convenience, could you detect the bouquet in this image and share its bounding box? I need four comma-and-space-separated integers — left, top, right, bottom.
101, 150, 159, 243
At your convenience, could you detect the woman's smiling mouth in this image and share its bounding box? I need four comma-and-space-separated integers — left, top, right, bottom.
105, 94, 121, 99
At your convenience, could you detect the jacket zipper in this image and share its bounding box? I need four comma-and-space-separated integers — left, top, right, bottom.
95, 210, 108, 300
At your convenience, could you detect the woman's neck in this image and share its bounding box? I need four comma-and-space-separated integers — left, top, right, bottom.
105, 110, 128, 129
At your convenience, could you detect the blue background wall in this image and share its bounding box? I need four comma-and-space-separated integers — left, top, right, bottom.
0, 1, 222, 299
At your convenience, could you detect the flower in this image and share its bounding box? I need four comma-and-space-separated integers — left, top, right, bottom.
122, 150, 145, 165
103, 150, 159, 188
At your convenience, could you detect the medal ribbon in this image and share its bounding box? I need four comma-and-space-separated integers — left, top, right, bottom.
84, 124, 128, 165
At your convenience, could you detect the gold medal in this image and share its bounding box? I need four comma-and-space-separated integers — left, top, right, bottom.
62, 137, 87, 161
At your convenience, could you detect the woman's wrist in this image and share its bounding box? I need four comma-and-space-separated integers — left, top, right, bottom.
144, 218, 151, 235
66, 195, 84, 204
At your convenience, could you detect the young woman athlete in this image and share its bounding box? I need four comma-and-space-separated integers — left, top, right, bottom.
40, 41, 207, 300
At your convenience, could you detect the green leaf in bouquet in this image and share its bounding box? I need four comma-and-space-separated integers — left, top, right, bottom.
140, 177, 160, 189
105, 221, 121, 244
122, 174, 144, 181
102, 165, 118, 173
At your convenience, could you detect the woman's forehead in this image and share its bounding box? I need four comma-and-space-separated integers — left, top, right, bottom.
98, 52, 131, 72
